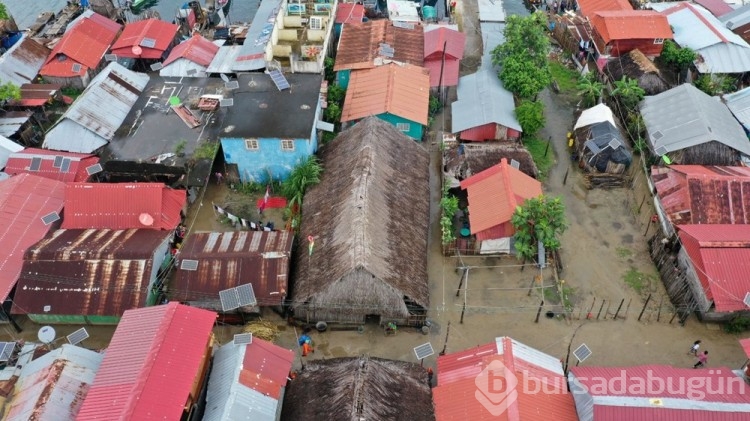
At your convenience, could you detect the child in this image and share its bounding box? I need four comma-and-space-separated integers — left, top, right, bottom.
693, 350, 708, 368
302, 339, 314, 356
688, 340, 701, 356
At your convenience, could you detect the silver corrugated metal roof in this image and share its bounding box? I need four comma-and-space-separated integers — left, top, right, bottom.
0, 35, 50, 86
724, 86, 750, 131
656, 3, 750, 73
0, 112, 33, 138
43, 62, 149, 153
203, 342, 279, 421
480, 22, 505, 70
0, 137, 23, 170
639, 83, 750, 156
478, 0, 506, 22
207, 45, 243, 74
6, 344, 102, 421
159, 58, 209, 78
233, 0, 283, 72
452, 70, 522, 133
720, 3, 750, 27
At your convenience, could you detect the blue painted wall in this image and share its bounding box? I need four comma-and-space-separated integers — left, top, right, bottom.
378, 113, 423, 140
221, 137, 317, 183
337, 69, 351, 89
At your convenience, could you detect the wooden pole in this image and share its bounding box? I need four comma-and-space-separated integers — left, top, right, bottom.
460, 301, 466, 324
669, 310, 678, 324
535, 300, 544, 323
440, 321, 451, 356
657, 296, 664, 322
587, 297, 596, 319
596, 300, 605, 320
644, 219, 652, 237
563, 168, 570, 185
527, 277, 537, 297
637, 195, 647, 214
544, 136, 551, 157
638, 293, 652, 321
455, 268, 466, 297
613, 298, 625, 320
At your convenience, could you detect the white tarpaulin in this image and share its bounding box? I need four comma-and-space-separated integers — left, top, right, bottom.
480, 237, 511, 254
574, 103, 615, 130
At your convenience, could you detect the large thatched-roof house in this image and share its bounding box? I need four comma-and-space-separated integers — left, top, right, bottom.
281, 356, 435, 421
292, 117, 430, 326
604, 49, 670, 95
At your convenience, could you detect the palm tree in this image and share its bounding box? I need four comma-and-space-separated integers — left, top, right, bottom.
611, 76, 645, 111
577, 74, 603, 108
282, 156, 323, 228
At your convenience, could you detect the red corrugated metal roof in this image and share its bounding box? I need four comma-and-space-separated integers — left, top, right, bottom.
5, 148, 98, 182
0, 173, 65, 302
77, 303, 216, 421
335, 3, 365, 24
694, 0, 733, 17
678, 224, 750, 312
334, 20, 425, 71
577, 0, 632, 19
424, 27, 466, 60
593, 405, 750, 421
435, 337, 577, 421
240, 338, 294, 400
62, 183, 185, 230
424, 58, 460, 88
460, 158, 542, 238
591, 11, 673, 42
163, 34, 220, 67
40, 13, 121, 77
110, 19, 178, 59
740, 338, 750, 359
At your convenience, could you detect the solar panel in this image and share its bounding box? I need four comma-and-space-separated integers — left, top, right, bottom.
186, 68, 197, 76
29, 157, 42, 171
268, 69, 290, 91
41, 212, 60, 225
140, 38, 157, 48
104, 54, 118, 62
510, 159, 520, 169
573, 343, 592, 363
225, 81, 239, 90
219, 288, 240, 312
654, 145, 668, 156
233, 333, 253, 345
150, 62, 164, 71
744, 292, 750, 308
53, 156, 63, 168
236, 284, 257, 307
584, 139, 601, 154
607, 139, 622, 150
60, 158, 71, 173
393, 21, 414, 29
67, 327, 89, 345
180, 259, 199, 271
220, 98, 234, 107
381, 50, 394, 58
413, 342, 434, 360
86, 163, 103, 175
0, 342, 14, 362
72, 63, 82, 73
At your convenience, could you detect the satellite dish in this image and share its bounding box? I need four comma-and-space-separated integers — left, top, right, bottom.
132, 45, 143, 56
139, 213, 155, 226
38, 326, 56, 344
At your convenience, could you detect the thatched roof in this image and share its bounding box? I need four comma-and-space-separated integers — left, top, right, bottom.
281, 356, 435, 421
605, 49, 670, 95
292, 117, 430, 323
443, 143, 538, 188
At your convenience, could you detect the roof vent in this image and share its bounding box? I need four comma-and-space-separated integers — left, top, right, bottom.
727, 21, 735, 29
180, 259, 199, 270
140, 38, 157, 48
150, 62, 164, 71
71, 63, 82, 73
41, 212, 60, 225
104, 54, 118, 62
233, 333, 253, 345
651, 130, 664, 140
510, 159, 520, 169
607, 139, 622, 150
186, 68, 197, 76
220, 98, 234, 107
86, 163, 103, 175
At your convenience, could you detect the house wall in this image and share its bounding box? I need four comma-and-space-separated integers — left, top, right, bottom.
42, 72, 90, 89
730, 22, 750, 44
336, 69, 351, 89
221, 137, 316, 182
676, 247, 713, 313
460, 123, 520, 142
378, 113, 423, 140
146, 235, 173, 305
605, 39, 664, 57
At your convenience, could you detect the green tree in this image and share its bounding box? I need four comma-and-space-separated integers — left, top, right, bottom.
0, 82, 20, 103
328, 84, 346, 104
282, 156, 323, 227
324, 57, 336, 84
511, 195, 568, 262
0, 3, 8, 20
611, 76, 645, 110
660, 40, 696, 72
515, 99, 545, 137
577, 74, 604, 108
492, 13, 551, 99
324, 102, 342, 124
498, 55, 552, 100
440, 187, 459, 246
693, 73, 735, 96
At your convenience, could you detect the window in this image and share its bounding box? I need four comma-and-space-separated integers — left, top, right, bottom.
396, 122, 410, 132
654, 38, 664, 45
281, 140, 295, 151
245, 139, 259, 150
309, 16, 323, 30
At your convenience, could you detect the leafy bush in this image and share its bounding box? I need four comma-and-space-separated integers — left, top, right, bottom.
440, 186, 459, 246
724, 316, 750, 334
512, 195, 568, 262
660, 40, 696, 72
515, 100, 545, 137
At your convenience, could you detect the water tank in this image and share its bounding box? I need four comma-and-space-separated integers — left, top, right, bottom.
422, 6, 436, 19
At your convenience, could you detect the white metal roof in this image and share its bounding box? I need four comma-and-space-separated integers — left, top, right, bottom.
452, 70, 522, 133
159, 58, 209, 78
43, 62, 149, 153
0, 137, 23, 171
388, 0, 421, 22
721, 4, 750, 28
480, 22, 506, 70
639, 83, 750, 156
724, 86, 750, 131
233, 0, 282, 72
574, 103, 616, 130
478, 0, 507, 22
207, 46, 243, 74
0, 35, 49, 86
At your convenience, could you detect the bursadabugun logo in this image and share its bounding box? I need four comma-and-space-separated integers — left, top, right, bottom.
475, 359, 519, 416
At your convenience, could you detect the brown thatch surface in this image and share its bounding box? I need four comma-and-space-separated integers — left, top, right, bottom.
292, 117, 430, 324
668, 141, 742, 166
443, 143, 538, 186
604, 49, 670, 95
281, 356, 435, 421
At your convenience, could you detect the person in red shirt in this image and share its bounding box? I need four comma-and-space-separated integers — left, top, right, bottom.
302, 339, 314, 356
693, 350, 708, 368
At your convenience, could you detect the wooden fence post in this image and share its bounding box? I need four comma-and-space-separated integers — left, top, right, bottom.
638, 294, 652, 321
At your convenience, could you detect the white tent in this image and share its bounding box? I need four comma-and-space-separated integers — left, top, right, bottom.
574, 103, 615, 130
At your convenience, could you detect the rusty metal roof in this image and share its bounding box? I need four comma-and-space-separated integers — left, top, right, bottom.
652, 165, 750, 225
163, 34, 220, 67
0, 35, 50, 86
334, 20, 424, 71
171, 231, 293, 306
12, 229, 171, 316
111, 19, 179, 59
5, 148, 99, 182
341, 63, 430, 125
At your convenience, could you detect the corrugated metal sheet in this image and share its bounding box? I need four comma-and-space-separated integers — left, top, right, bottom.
387, 0, 420, 22
233, 0, 283, 71
334, 20, 425, 71
0, 111, 32, 138
0, 35, 50, 86
652, 165, 750, 225
335, 3, 365, 24
577, 0, 632, 19
204, 339, 294, 421
591, 11, 672, 42
163, 34, 219, 68
341, 63, 430, 125
678, 224, 750, 312
724, 86, 750, 131
5, 345, 103, 421
424, 28, 465, 88
206, 45, 243, 74
13, 229, 171, 316
62, 182, 185, 230
480, 22, 505, 70
694, 0, 733, 18
172, 231, 293, 306
659, 3, 750, 73
639, 84, 750, 156
5, 148, 99, 182
740, 338, 750, 358
17, 83, 62, 107
0, 136, 24, 170
77, 303, 216, 421
0, 173, 65, 302
460, 159, 542, 238
720, 3, 750, 28
478, 0, 506, 22
111, 19, 179, 59
452, 70, 521, 133
40, 12, 121, 78
43, 62, 149, 154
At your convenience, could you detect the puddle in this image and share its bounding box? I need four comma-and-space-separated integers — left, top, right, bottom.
621, 234, 634, 244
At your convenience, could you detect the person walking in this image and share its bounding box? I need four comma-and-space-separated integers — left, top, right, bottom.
693, 350, 708, 368
215, 172, 224, 185
688, 340, 701, 356
302, 339, 314, 357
